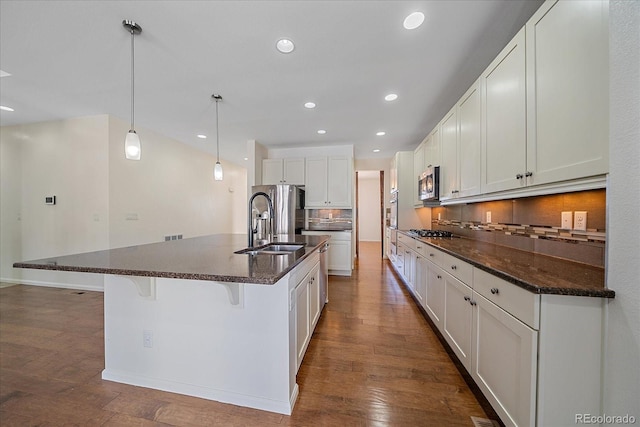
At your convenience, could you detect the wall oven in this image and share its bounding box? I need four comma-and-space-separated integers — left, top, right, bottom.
419, 166, 440, 201
389, 190, 398, 229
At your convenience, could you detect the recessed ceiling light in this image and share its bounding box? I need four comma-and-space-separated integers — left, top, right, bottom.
376, 131, 386, 136
244, 157, 249, 161
385, 93, 398, 101
373, 149, 381, 153
0, 105, 14, 112
276, 38, 295, 53
317, 129, 326, 135
197, 134, 207, 139
304, 102, 316, 109
404, 12, 425, 30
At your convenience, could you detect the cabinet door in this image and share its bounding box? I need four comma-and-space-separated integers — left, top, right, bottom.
443, 272, 473, 371
440, 106, 458, 200
328, 240, 351, 271
283, 158, 305, 185
309, 265, 321, 327
526, 0, 608, 186
425, 262, 445, 328
472, 293, 537, 427
413, 143, 425, 207
414, 255, 427, 307
481, 28, 527, 194
458, 80, 482, 197
295, 276, 310, 370
305, 157, 328, 207
326, 156, 352, 207
262, 159, 283, 185
425, 126, 440, 169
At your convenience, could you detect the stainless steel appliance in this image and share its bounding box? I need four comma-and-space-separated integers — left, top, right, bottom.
250, 185, 305, 241
318, 242, 329, 304
419, 166, 440, 201
389, 190, 398, 229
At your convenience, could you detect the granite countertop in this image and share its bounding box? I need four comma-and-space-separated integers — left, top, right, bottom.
398, 230, 613, 298
13, 234, 330, 285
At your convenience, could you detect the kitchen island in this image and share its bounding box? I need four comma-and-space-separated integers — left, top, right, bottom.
13, 234, 330, 415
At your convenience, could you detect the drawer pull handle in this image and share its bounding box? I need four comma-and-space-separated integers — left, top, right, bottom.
417, 246, 422, 249
490, 288, 499, 295
451, 265, 457, 270
429, 253, 434, 257
464, 296, 471, 301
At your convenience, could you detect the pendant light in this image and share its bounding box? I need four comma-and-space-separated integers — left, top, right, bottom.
212, 94, 223, 181
123, 20, 142, 160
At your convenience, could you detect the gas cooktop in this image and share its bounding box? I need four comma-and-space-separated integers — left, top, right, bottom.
408, 229, 454, 238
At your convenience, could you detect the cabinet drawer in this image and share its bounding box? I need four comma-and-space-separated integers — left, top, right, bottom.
441, 252, 473, 285
474, 267, 540, 329
424, 246, 446, 269
413, 240, 428, 258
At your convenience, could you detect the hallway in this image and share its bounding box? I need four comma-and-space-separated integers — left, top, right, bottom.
0, 242, 487, 425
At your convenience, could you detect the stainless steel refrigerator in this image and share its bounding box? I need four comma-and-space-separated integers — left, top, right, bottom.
250, 185, 305, 238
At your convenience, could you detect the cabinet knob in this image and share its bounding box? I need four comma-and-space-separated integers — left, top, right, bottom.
525, 171, 533, 177
470, 300, 477, 306
490, 287, 499, 295
429, 253, 434, 257
452, 190, 459, 194
451, 265, 457, 270
437, 275, 442, 279
464, 296, 471, 301
416, 245, 422, 249
516, 174, 524, 179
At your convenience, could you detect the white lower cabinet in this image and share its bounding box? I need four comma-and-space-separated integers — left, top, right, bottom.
425, 262, 445, 328
413, 255, 427, 307
390, 232, 606, 427
443, 273, 473, 371
293, 259, 321, 371
472, 292, 537, 427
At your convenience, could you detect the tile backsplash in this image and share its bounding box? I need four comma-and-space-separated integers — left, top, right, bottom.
431, 189, 606, 267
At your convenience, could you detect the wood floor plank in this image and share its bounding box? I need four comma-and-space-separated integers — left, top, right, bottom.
0, 242, 489, 426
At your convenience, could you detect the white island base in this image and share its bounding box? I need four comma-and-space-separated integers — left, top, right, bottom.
101, 263, 315, 415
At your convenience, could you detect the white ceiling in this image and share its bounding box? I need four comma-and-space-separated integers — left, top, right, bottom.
0, 0, 543, 166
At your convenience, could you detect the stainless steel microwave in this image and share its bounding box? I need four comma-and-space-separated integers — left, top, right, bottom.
419, 166, 439, 201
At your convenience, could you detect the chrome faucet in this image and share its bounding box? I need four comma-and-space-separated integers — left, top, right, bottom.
248, 191, 274, 247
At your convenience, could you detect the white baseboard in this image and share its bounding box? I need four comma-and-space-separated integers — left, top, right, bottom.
0, 277, 103, 292
102, 369, 295, 415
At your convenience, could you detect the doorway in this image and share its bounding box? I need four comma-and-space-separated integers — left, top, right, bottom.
355, 170, 384, 259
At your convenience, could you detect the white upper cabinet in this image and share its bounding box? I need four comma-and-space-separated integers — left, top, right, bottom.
481, 28, 527, 194
425, 126, 441, 169
305, 156, 352, 208
413, 141, 426, 207
525, 0, 609, 185
440, 106, 459, 200
262, 158, 305, 186
457, 79, 482, 197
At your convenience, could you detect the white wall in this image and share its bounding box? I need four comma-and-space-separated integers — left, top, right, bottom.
357, 172, 381, 242
604, 0, 640, 418
0, 115, 247, 289
108, 116, 247, 248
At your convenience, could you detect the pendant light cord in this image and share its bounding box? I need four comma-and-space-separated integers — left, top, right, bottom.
130, 28, 135, 130
215, 98, 220, 162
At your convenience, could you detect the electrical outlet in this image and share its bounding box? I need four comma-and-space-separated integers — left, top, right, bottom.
486, 211, 492, 223
561, 211, 572, 229
143, 330, 153, 348
574, 211, 587, 231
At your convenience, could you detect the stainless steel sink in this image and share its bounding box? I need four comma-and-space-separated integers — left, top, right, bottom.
235, 243, 305, 255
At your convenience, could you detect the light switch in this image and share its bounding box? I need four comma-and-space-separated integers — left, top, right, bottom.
561, 212, 572, 229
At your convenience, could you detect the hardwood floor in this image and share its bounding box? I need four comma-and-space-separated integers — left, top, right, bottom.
0, 242, 489, 426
